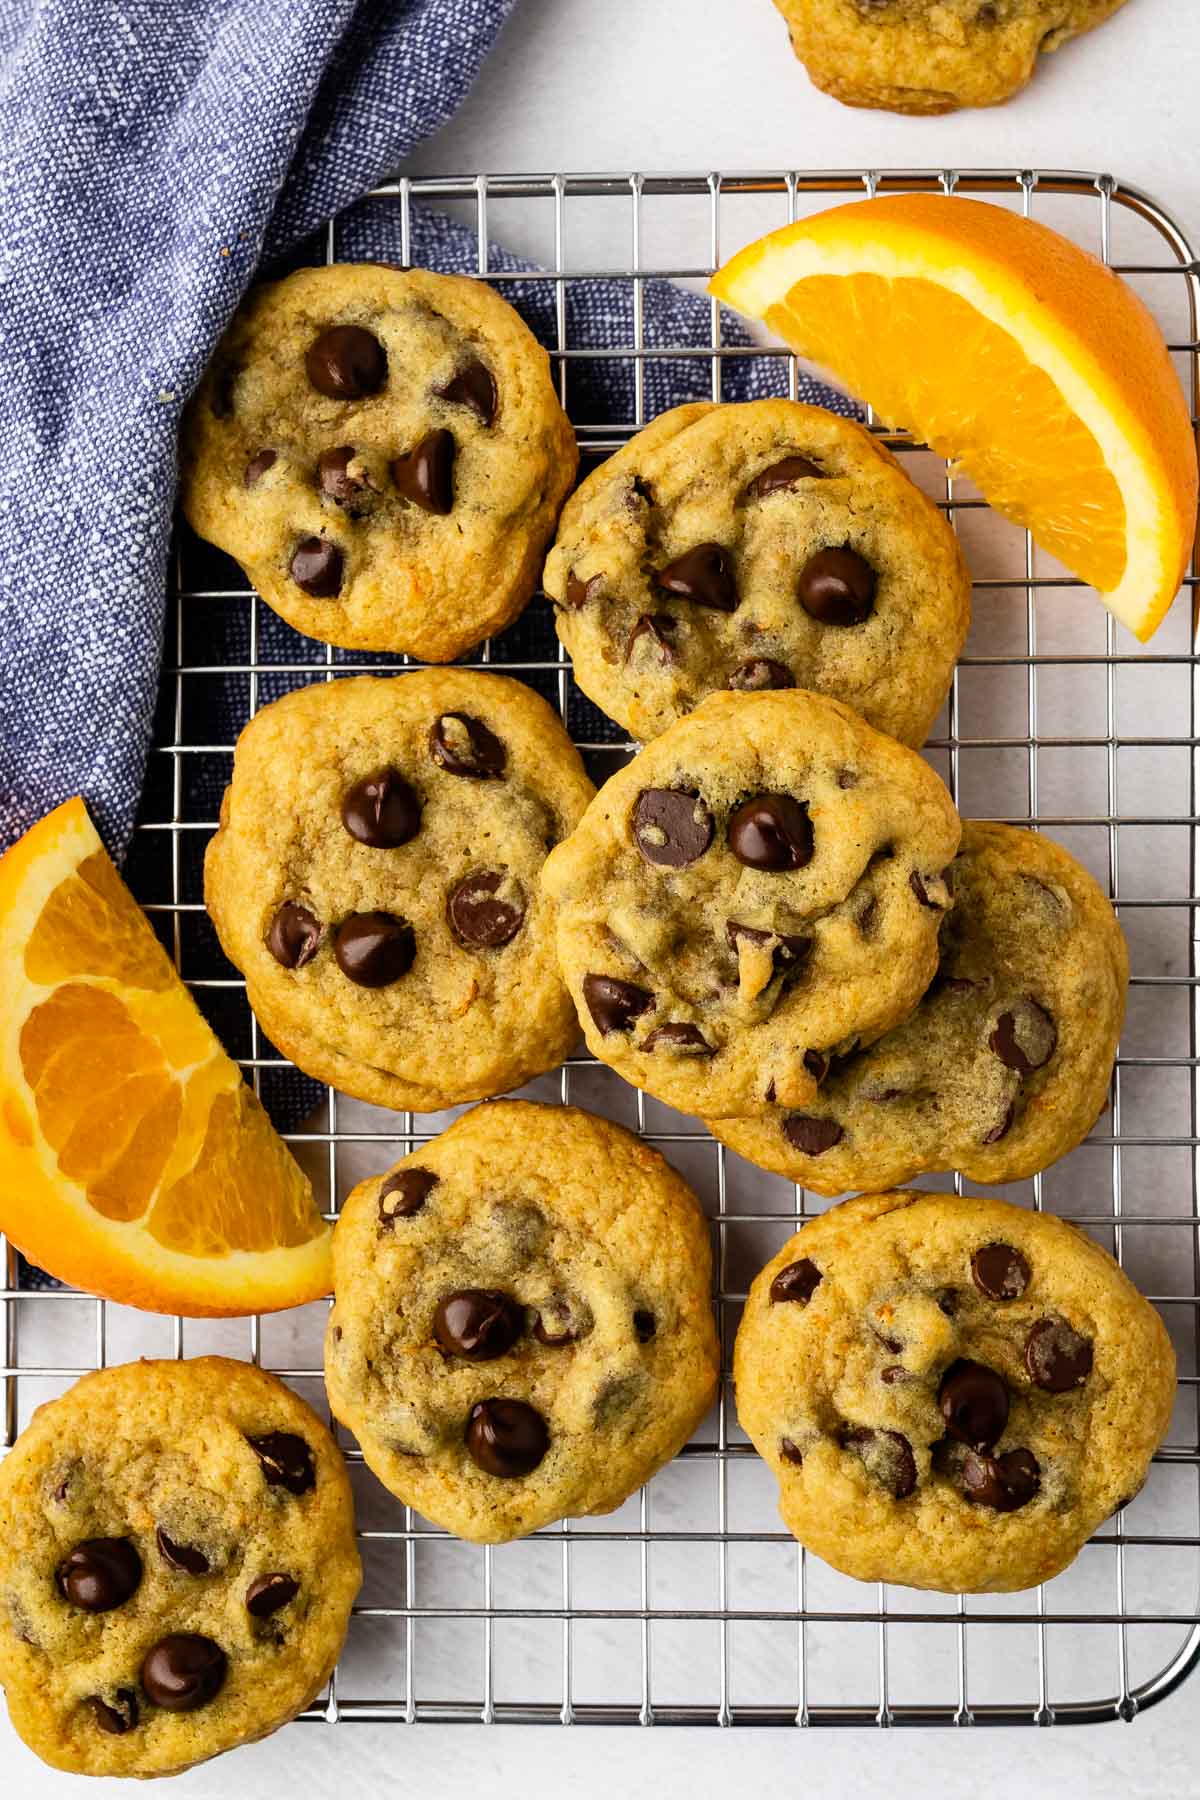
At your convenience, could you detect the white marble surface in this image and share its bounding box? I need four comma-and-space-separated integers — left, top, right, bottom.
6, 0, 1200, 1792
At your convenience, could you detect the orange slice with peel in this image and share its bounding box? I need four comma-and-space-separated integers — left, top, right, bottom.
0, 798, 329, 1314
711, 193, 1198, 641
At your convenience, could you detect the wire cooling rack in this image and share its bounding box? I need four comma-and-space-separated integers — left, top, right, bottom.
4, 169, 1200, 1732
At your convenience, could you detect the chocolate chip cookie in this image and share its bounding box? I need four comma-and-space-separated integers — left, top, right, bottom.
735, 1189, 1174, 1592
545, 400, 970, 747
205, 671, 594, 1112
771, 1, 1128, 113
541, 687, 960, 1120
181, 263, 577, 659
711, 821, 1127, 1187
0, 1358, 359, 1777
324, 1101, 719, 1543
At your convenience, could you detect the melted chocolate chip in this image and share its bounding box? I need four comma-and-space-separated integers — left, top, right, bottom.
989, 1000, 1057, 1074
434, 1289, 525, 1360
960, 1448, 1040, 1513
56, 1539, 142, 1613
90, 1690, 139, 1735
633, 1309, 657, 1343
728, 793, 813, 871
641, 1022, 713, 1054
1025, 1317, 1093, 1392
782, 1114, 844, 1156
318, 445, 375, 515
582, 973, 654, 1034
244, 448, 277, 487
290, 537, 344, 598
305, 325, 387, 400
634, 787, 714, 868
341, 768, 421, 848
246, 1573, 299, 1618
436, 359, 497, 425
938, 1360, 1010, 1453
155, 1528, 210, 1576
655, 543, 737, 612
881, 1366, 908, 1386
267, 901, 322, 969
797, 547, 876, 626
770, 1257, 822, 1305
429, 713, 506, 778
564, 571, 603, 608
393, 428, 454, 514
334, 912, 416, 987
780, 1437, 805, 1465
141, 1634, 227, 1712
378, 1167, 438, 1226
910, 871, 945, 910
626, 611, 679, 668
841, 1426, 917, 1499
448, 871, 525, 947
464, 1398, 549, 1477
982, 1102, 1015, 1145
727, 658, 795, 692
246, 1431, 315, 1495
533, 1298, 587, 1347
725, 919, 812, 977
971, 1242, 1031, 1302
745, 455, 823, 499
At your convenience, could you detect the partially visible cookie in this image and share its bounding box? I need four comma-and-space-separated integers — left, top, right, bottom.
771, 0, 1129, 114
181, 263, 577, 658
735, 1190, 1175, 1592
325, 1101, 719, 1543
204, 672, 595, 1113
0, 1358, 359, 1778
711, 822, 1128, 1188
545, 400, 970, 747
541, 688, 961, 1120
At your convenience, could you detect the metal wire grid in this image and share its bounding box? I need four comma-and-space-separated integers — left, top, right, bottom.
4, 168, 1200, 1731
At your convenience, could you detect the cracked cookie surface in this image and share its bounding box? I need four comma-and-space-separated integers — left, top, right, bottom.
735, 1190, 1174, 1592
324, 1101, 719, 1543
545, 400, 970, 747
711, 821, 1128, 1187
771, 0, 1129, 113
181, 263, 577, 658
0, 1358, 359, 1777
204, 672, 594, 1112
541, 688, 961, 1120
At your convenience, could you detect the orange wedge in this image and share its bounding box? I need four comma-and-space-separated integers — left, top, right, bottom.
711, 194, 1198, 641
0, 799, 330, 1315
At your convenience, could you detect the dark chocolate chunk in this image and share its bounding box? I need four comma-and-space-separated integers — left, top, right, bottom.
770, 1257, 822, 1305
378, 1168, 438, 1226
655, 543, 737, 612
334, 912, 416, 987
960, 1447, 1040, 1513
727, 658, 795, 692
341, 768, 421, 848
841, 1426, 917, 1499
448, 871, 525, 948
633, 787, 714, 868
267, 902, 322, 970
625, 612, 678, 665
582, 973, 654, 1034
564, 571, 603, 608
744, 455, 823, 499
393, 428, 454, 514
155, 1528, 210, 1576
464, 1398, 549, 1477
246, 1431, 315, 1495
290, 537, 344, 598
989, 999, 1057, 1074
434, 1289, 525, 1360
782, 1114, 844, 1156
1025, 1317, 1093, 1392
428, 712, 506, 778
305, 325, 387, 400
90, 1690, 139, 1735
641, 1022, 713, 1054
436, 358, 497, 425
141, 1634, 227, 1712
971, 1242, 1031, 1302
56, 1539, 142, 1613
938, 1359, 1010, 1453
797, 546, 876, 626
244, 448, 277, 487
246, 1573, 299, 1618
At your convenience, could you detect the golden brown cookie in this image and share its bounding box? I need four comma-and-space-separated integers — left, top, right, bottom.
545, 400, 970, 747
735, 1190, 1175, 1592
204, 671, 595, 1113
181, 263, 577, 658
711, 822, 1128, 1188
0, 1358, 360, 1777
325, 1101, 719, 1543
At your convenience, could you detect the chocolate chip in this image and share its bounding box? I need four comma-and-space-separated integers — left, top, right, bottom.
334, 912, 416, 987
1025, 1317, 1093, 1392
745, 455, 824, 499
841, 1426, 917, 1499
90, 1690, 139, 1735
770, 1258, 822, 1305
436, 358, 497, 425
641, 1022, 713, 1054
434, 1289, 525, 1360
938, 1360, 1010, 1453
633, 1309, 657, 1342
727, 658, 795, 692
267, 901, 322, 969
782, 1114, 843, 1156
936, 1288, 959, 1318
960, 1448, 1040, 1513
989, 1000, 1057, 1073
378, 1167, 438, 1225
803, 1049, 827, 1080
655, 543, 737, 611
971, 1242, 1031, 1301
141, 1634, 227, 1712
155, 1528, 209, 1576
246, 1573, 299, 1618
625, 612, 678, 664
533, 1298, 588, 1347
582, 973, 654, 1034
464, 1398, 549, 1477
836, 768, 859, 789
728, 793, 813, 871
318, 445, 375, 515
429, 712, 506, 778
244, 448, 277, 487
56, 1539, 142, 1613
910, 871, 945, 909
290, 537, 343, 597
210, 363, 238, 419
564, 571, 603, 608
305, 325, 387, 399
246, 1431, 315, 1495
797, 546, 876, 626
393, 428, 454, 514
631, 474, 656, 507
880, 1366, 908, 1386
725, 919, 812, 977
448, 871, 525, 948
634, 787, 714, 868
982, 1102, 1015, 1144
341, 768, 421, 848
780, 1437, 805, 1465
